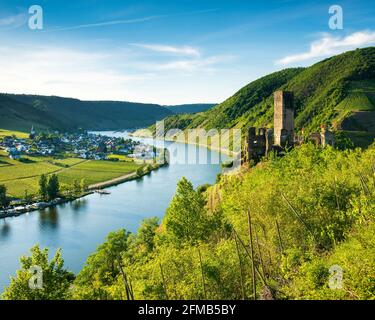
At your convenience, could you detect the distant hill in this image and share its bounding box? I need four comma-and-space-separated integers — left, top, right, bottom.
165, 104, 216, 114
154, 47, 375, 146
0, 94, 173, 131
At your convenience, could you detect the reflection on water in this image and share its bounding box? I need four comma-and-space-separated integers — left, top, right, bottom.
71, 199, 88, 212
39, 207, 59, 229
0, 222, 10, 240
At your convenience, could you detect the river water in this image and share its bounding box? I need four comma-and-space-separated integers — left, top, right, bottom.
0, 131, 227, 291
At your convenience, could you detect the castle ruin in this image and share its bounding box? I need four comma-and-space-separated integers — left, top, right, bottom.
274, 90, 294, 148
242, 90, 335, 164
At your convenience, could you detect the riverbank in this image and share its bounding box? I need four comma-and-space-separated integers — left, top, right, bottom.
87, 162, 166, 190
130, 128, 239, 157
0, 162, 166, 220
0, 131, 225, 292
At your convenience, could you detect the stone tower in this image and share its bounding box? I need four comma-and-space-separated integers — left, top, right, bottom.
274, 91, 294, 147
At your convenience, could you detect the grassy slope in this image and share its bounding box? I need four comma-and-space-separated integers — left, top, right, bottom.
153, 48, 375, 145
165, 104, 216, 114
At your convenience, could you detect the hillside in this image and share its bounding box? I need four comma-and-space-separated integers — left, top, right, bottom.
165, 103, 216, 114
0, 94, 173, 132
153, 47, 375, 146
0, 95, 65, 131
4, 142, 374, 299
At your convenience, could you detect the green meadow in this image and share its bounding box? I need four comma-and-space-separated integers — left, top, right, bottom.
0, 151, 142, 198
0, 129, 29, 139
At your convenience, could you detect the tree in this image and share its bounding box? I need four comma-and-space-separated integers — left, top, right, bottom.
39, 174, 48, 201
136, 167, 144, 176
72, 229, 130, 299
164, 177, 213, 245
137, 217, 159, 252
0, 184, 10, 209
24, 190, 33, 204
47, 174, 60, 200
80, 179, 87, 193
2, 245, 74, 300
73, 180, 81, 196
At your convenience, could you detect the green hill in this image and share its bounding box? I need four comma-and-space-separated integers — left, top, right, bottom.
165, 103, 216, 114
0, 95, 63, 131
0, 94, 173, 131
155, 47, 375, 145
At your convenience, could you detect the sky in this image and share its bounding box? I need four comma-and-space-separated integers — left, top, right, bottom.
0, 0, 374, 105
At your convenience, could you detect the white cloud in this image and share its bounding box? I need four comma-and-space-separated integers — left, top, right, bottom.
0, 12, 27, 28
0, 42, 234, 104
130, 43, 234, 72
276, 30, 375, 65
155, 55, 235, 72
131, 43, 201, 57
0, 45, 152, 101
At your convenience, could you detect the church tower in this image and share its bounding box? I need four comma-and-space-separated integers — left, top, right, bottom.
29, 125, 36, 139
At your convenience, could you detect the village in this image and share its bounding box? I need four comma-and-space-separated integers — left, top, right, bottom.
0, 129, 163, 218
0, 128, 156, 161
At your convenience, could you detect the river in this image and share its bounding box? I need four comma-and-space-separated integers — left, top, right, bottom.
0, 131, 227, 291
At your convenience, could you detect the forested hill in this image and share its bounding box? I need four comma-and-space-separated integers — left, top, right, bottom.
165, 103, 216, 114
0, 94, 173, 131
155, 47, 375, 145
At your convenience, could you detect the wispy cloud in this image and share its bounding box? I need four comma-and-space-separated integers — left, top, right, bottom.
131, 43, 201, 57
44, 15, 165, 32
0, 12, 27, 29
154, 55, 235, 72
130, 43, 234, 72
276, 30, 375, 65
44, 8, 219, 33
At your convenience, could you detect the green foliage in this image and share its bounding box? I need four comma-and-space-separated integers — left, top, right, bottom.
47, 174, 60, 200
335, 131, 355, 150
2, 245, 74, 300
4, 144, 375, 300
38, 174, 48, 201
80, 178, 87, 192
166, 103, 215, 114
0, 184, 10, 208
24, 189, 33, 204
136, 167, 144, 176
73, 180, 82, 196
72, 229, 130, 299
164, 177, 215, 245
137, 217, 159, 252
70, 143, 374, 300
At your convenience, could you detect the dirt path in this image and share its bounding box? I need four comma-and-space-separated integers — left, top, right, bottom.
88, 172, 138, 190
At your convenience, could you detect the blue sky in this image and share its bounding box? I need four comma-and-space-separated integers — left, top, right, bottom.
0, 0, 374, 104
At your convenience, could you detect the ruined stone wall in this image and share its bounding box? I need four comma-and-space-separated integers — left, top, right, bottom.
274, 91, 294, 146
